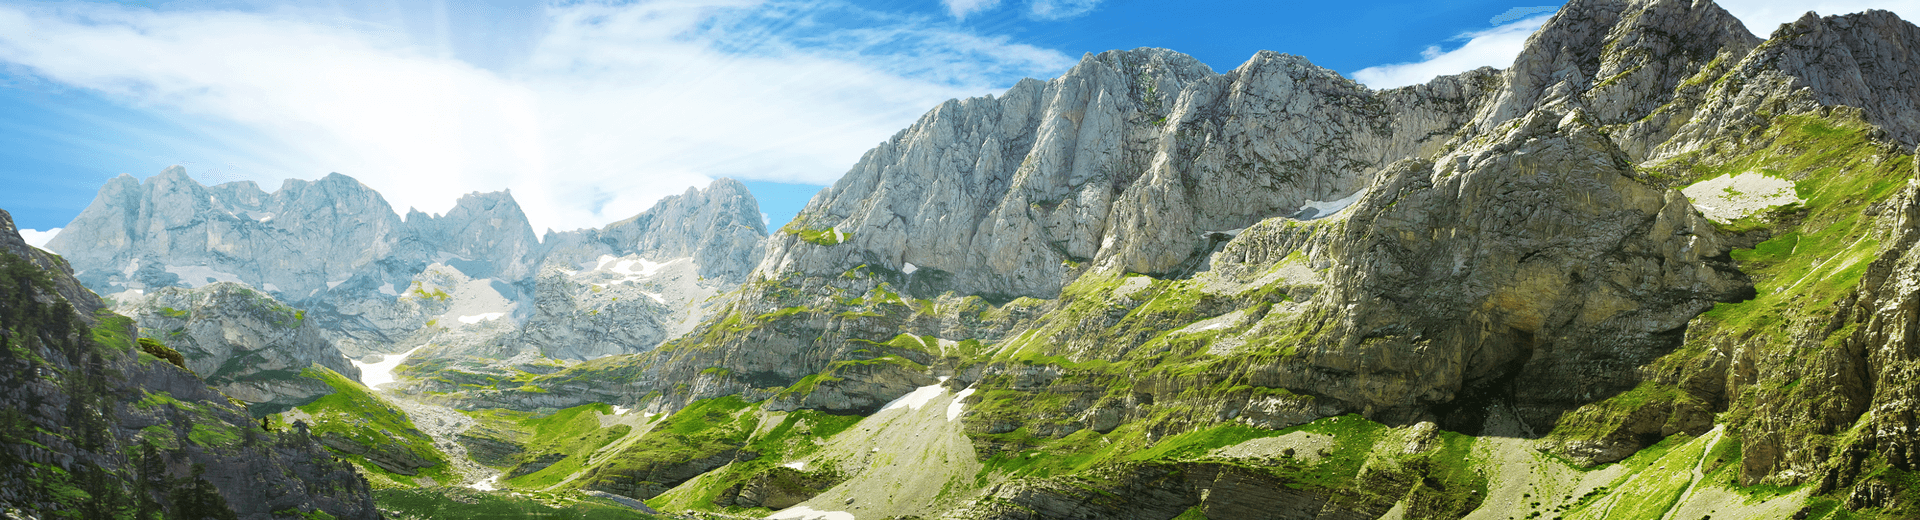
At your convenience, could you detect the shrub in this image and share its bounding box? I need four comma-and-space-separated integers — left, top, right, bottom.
138, 337, 187, 370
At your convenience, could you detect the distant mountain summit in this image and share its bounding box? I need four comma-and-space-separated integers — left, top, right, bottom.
46, 169, 768, 364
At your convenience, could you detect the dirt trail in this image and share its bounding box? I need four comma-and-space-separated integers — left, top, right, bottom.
1660, 426, 1725, 520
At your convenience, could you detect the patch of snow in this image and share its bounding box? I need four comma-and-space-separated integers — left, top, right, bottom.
379, 283, 399, 296
902, 262, 918, 274
641, 291, 666, 304
352, 346, 425, 388
783, 461, 807, 470
611, 405, 631, 415
1682, 172, 1801, 223
164, 265, 244, 288
262, 283, 280, 292
880, 382, 946, 412
833, 228, 846, 243
767, 506, 854, 520
458, 313, 505, 324
617, 257, 681, 277
1294, 190, 1366, 220
1177, 310, 1249, 334
592, 256, 690, 285
948, 387, 976, 421
467, 475, 499, 491
326, 279, 347, 290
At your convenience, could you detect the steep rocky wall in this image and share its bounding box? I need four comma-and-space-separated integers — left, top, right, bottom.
762, 47, 1501, 301
114, 283, 361, 414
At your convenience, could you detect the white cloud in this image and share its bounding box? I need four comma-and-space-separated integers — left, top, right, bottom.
944, 0, 1001, 19
17, 228, 60, 248
1351, 14, 1553, 89
1489, 6, 1557, 25
1716, 0, 1920, 37
0, 1, 1073, 233
1030, 0, 1100, 20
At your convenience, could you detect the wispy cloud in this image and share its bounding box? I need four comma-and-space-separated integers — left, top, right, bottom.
1349, 13, 1553, 89
1029, 0, 1100, 20
943, 0, 1001, 19
17, 227, 59, 248
0, 1, 1074, 233
1489, 6, 1557, 25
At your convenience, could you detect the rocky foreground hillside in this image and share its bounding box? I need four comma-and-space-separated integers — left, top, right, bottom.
0, 208, 379, 519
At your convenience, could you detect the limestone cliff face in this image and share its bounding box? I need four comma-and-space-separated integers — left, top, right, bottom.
1228, 106, 1749, 428
0, 208, 378, 520
113, 283, 360, 413
762, 48, 1500, 301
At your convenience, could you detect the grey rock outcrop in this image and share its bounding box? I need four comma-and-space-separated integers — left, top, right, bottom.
763, 358, 942, 415
1225, 106, 1748, 427
113, 283, 360, 413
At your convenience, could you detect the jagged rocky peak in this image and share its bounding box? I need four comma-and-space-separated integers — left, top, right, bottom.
46, 167, 410, 300
514, 177, 766, 361
1476, 0, 1760, 132
406, 189, 542, 282
762, 45, 1500, 300
1747, 9, 1920, 146
593, 177, 768, 284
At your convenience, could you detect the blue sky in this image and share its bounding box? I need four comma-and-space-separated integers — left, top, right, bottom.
0, 0, 1909, 245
